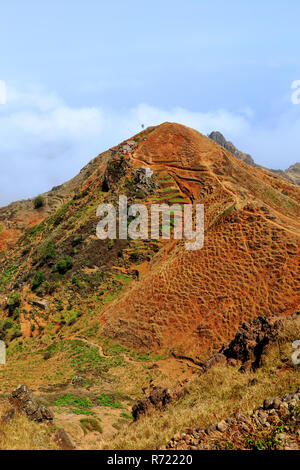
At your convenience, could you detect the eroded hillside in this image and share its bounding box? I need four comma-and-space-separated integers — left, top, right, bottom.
0, 122, 299, 362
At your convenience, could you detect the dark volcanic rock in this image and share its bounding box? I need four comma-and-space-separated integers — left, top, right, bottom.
132, 385, 185, 421
102, 153, 131, 191
219, 315, 281, 370
9, 384, 54, 423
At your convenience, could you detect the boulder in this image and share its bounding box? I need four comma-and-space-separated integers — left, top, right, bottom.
32, 299, 49, 310
9, 384, 54, 422
53, 428, 75, 450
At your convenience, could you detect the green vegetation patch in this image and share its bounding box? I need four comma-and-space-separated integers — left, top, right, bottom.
96, 393, 122, 408
0, 264, 19, 293
45, 339, 124, 374
54, 393, 93, 415
31, 271, 46, 290
38, 241, 56, 263
52, 256, 73, 275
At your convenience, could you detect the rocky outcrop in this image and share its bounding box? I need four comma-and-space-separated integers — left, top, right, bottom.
9, 384, 54, 423
132, 312, 299, 421
132, 382, 189, 421
209, 130, 300, 186
32, 299, 49, 310
219, 315, 281, 371
102, 154, 131, 191
131, 168, 157, 198
164, 388, 300, 450
202, 311, 300, 373
208, 131, 255, 166
285, 162, 300, 185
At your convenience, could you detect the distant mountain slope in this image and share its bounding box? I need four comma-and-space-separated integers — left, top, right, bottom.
208, 130, 300, 186
208, 131, 255, 166
269, 162, 300, 186
0, 153, 105, 250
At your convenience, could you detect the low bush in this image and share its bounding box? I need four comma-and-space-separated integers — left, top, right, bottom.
39, 241, 56, 263
6, 293, 21, 316
31, 272, 46, 290
53, 256, 73, 275
33, 196, 44, 209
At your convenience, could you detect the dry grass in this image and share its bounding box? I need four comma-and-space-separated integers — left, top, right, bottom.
0, 403, 58, 450
0, 317, 298, 450
101, 322, 300, 450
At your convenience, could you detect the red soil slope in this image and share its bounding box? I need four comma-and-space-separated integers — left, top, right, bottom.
101, 123, 300, 359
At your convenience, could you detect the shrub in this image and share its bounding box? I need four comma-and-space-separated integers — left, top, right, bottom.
80, 418, 103, 435
71, 276, 81, 288
56, 309, 79, 326
7, 293, 21, 316
108, 240, 115, 250
33, 195, 44, 209
39, 241, 56, 263
6, 323, 22, 341
2, 320, 13, 331
0, 319, 22, 341
53, 256, 73, 275
31, 272, 46, 290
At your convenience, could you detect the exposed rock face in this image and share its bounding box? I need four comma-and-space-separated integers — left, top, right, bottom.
32, 299, 49, 310
9, 384, 54, 422
102, 154, 131, 191
132, 383, 188, 421
203, 311, 300, 372
131, 168, 157, 198
164, 388, 300, 450
220, 315, 281, 371
208, 131, 255, 166
209, 130, 300, 186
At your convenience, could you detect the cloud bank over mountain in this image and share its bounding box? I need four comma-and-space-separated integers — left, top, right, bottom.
0, 85, 300, 207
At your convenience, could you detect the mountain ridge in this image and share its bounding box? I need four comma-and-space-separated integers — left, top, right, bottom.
208, 130, 300, 186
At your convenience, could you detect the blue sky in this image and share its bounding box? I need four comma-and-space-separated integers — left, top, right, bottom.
0, 0, 300, 205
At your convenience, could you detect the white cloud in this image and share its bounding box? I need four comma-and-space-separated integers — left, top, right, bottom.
0, 86, 299, 207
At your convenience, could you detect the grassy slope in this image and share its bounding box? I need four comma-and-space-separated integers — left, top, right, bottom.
101, 318, 300, 450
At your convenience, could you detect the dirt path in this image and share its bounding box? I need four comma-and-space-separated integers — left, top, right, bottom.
69, 335, 140, 365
